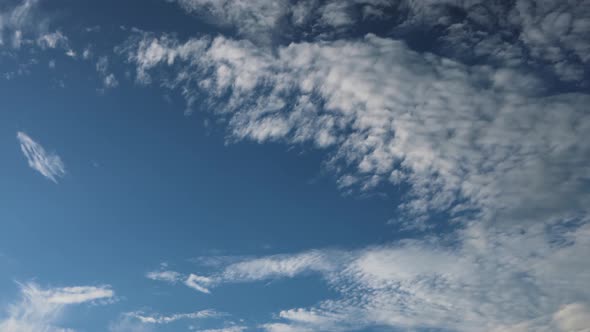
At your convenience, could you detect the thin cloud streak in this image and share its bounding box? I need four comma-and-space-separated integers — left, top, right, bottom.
17, 131, 66, 183
125, 309, 220, 324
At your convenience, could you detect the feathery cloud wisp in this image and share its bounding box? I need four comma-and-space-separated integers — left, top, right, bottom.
17, 132, 66, 183
160, 219, 590, 332
125, 309, 220, 324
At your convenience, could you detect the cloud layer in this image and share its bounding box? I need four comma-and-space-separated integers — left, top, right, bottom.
168, 0, 589, 83
125, 309, 220, 324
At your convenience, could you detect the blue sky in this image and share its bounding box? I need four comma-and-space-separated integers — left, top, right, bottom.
1, 1, 590, 331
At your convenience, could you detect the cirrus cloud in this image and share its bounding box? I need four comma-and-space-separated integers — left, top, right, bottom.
17, 132, 66, 183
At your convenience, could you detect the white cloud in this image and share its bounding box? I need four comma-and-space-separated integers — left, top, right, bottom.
37, 31, 68, 49
145, 270, 182, 283
95, 56, 119, 89
169, 0, 289, 41
1, 0, 77, 70
39, 286, 114, 304
168, 0, 393, 41
0, 283, 114, 332
220, 251, 337, 282
178, 220, 590, 332
167, 0, 589, 83
120, 13, 590, 329
196, 326, 246, 332
147, 252, 339, 294
0, 0, 38, 48
184, 274, 213, 294
103, 73, 119, 88
109, 316, 153, 332
17, 132, 66, 183
125, 309, 219, 324
111, 4, 590, 331
261, 323, 312, 332
122, 32, 590, 225
82, 47, 92, 59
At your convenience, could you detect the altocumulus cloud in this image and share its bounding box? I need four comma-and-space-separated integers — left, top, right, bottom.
154, 220, 590, 332
3, 0, 589, 331
17, 132, 66, 183
124, 309, 220, 324
120, 32, 590, 224
0, 282, 114, 332
133, 2, 590, 330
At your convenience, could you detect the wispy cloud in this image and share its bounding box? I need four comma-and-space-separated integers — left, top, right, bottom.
196, 326, 247, 332
0, 282, 114, 332
17, 131, 66, 183
159, 220, 590, 332
125, 309, 220, 324
145, 268, 213, 294
95, 56, 119, 90
122, 32, 590, 226
184, 274, 213, 294
168, 0, 392, 42
145, 270, 182, 283
168, 0, 590, 82
147, 251, 337, 294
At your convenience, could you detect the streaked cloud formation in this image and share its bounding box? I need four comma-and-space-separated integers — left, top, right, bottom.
145, 270, 182, 283
17, 132, 66, 183
2, 0, 589, 331
0, 283, 114, 332
125, 309, 220, 324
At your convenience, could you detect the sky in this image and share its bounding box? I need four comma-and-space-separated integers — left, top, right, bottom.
0, 0, 589, 331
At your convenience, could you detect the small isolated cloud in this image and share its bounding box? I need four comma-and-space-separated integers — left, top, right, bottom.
121, 31, 590, 225
36, 31, 69, 49
145, 270, 182, 283
103, 73, 119, 88
0, 282, 114, 332
17, 131, 66, 183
